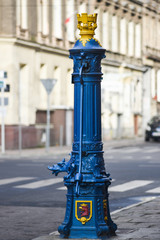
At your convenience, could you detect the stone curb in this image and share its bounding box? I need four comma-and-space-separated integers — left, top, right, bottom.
0, 137, 144, 160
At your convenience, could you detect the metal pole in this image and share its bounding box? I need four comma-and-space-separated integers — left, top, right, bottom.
59, 125, 63, 146
18, 68, 22, 153
40, 78, 57, 152
1, 85, 5, 154
75, 63, 84, 195
75, 82, 83, 195
46, 93, 50, 152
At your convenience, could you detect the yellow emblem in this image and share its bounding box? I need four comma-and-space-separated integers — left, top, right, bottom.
77, 13, 101, 46
75, 200, 92, 224
103, 199, 108, 222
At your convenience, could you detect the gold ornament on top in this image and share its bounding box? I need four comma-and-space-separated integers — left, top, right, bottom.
77, 13, 101, 47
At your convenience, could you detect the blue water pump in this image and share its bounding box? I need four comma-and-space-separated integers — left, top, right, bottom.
48, 13, 117, 239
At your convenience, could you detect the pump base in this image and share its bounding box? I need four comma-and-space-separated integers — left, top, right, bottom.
58, 180, 117, 239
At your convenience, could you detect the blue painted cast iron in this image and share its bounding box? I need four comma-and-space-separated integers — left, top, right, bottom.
48, 13, 117, 239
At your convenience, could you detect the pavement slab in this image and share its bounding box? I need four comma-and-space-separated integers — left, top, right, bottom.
0, 206, 65, 240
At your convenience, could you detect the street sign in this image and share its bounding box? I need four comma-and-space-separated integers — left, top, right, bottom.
0, 80, 5, 89
0, 97, 9, 106
41, 79, 57, 95
0, 70, 7, 79
0, 107, 7, 116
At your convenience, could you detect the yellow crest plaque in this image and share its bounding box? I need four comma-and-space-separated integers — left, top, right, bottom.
75, 200, 92, 224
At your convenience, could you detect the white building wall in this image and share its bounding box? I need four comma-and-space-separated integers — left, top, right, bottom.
0, 41, 73, 126
101, 64, 143, 140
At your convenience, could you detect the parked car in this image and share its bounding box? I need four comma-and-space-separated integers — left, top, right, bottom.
145, 116, 160, 141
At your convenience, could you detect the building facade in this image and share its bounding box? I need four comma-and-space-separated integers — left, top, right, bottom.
0, 0, 159, 149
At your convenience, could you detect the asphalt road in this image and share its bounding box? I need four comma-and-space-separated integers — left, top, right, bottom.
0, 141, 160, 240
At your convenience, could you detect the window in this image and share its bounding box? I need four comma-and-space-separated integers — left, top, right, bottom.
42, 0, 49, 35
94, 8, 101, 42
40, 63, 47, 78
111, 15, 118, 52
150, 17, 154, 47
53, 0, 62, 39
79, 2, 87, 14
157, 70, 160, 102
52, 66, 61, 105
128, 21, 134, 56
16, 0, 28, 30
102, 11, 109, 50
143, 15, 148, 46
151, 68, 156, 99
158, 21, 160, 48
39, 64, 48, 109
19, 64, 29, 125
120, 18, 127, 54
66, 69, 74, 107
76, 2, 87, 39
66, 0, 75, 42
135, 23, 141, 58
37, 0, 49, 36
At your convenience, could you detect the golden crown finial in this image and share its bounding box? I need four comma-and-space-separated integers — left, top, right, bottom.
77, 13, 98, 46
77, 13, 97, 36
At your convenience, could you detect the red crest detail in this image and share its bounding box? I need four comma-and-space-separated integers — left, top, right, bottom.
79, 204, 89, 217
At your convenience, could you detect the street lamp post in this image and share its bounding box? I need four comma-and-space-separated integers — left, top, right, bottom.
48, 13, 117, 238
0, 70, 7, 154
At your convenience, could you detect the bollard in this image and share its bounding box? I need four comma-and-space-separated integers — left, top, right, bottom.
48, 13, 117, 238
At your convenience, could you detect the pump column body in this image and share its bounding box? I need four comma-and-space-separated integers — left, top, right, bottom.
48, 13, 117, 239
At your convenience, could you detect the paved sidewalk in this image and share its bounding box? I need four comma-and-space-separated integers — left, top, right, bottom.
32, 197, 160, 240
111, 196, 160, 240
0, 137, 144, 159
